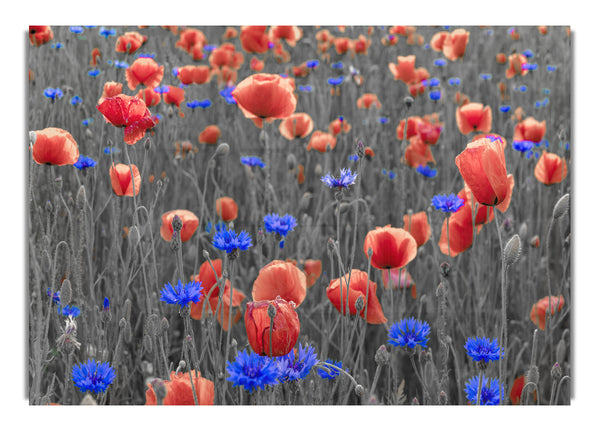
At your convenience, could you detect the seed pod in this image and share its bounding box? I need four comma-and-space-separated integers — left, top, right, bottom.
553, 193, 569, 219
215, 143, 230, 157
551, 362, 562, 382
60, 279, 72, 305
76, 185, 86, 211
404, 96, 414, 109
504, 234, 521, 266
526, 365, 539, 385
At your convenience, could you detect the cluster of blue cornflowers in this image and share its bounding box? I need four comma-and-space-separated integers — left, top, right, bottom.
463, 336, 504, 405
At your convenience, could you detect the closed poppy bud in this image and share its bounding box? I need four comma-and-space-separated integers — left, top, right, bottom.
534, 151, 568, 185
198, 125, 221, 144
530, 295, 564, 330
326, 269, 387, 324
513, 117, 546, 143
442, 28, 469, 61
402, 211, 431, 248
252, 260, 307, 306
109, 163, 141, 197
306, 131, 337, 153
101, 81, 123, 98
31, 127, 79, 166
145, 371, 214, 405
363, 225, 417, 270
125, 57, 164, 91
160, 209, 199, 242
356, 93, 381, 109
245, 297, 300, 356
215, 197, 238, 222
455, 137, 510, 206
455, 103, 492, 135
381, 267, 417, 299
279, 113, 314, 140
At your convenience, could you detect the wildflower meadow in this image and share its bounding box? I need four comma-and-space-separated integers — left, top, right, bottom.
15, 3, 597, 427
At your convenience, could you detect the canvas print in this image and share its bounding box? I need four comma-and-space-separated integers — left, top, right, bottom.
27, 25, 571, 406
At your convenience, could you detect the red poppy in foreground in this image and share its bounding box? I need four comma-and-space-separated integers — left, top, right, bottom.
31, 127, 79, 166
326, 269, 387, 324
306, 131, 337, 153
364, 225, 417, 270
29, 26, 54, 46
109, 163, 141, 197
455, 102, 492, 135
115, 31, 147, 54
513, 117, 546, 143
442, 28, 470, 61
245, 297, 300, 356
252, 260, 307, 307
455, 137, 510, 206
279, 113, 314, 140
530, 295, 565, 331
381, 267, 417, 299
356, 93, 381, 109
97, 94, 155, 145
198, 125, 221, 144
101, 81, 123, 98
232, 73, 296, 128
145, 371, 214, 405
215, 196, 238, 222
159, 209, 199, 242
534, 151, 568, 185
125, 57, 164, 90
402, 211, 431, 248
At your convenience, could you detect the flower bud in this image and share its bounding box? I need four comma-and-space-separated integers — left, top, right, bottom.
171, 215, 183, 232
504, 234, 521, 266
150, 378, 167, 405
404, 96, 414, 109
553, 193, 569, 219
60, 279, 72, 305
286, 153, 297, 171
355, 295, 365, 312
551, 362, 562, 382
215, 143, 230, 157
245, 297, 300, 356
374, 345, 390, 366
144, 137, 152, 151
76, 185, 86, 211
526, 365, 539, 385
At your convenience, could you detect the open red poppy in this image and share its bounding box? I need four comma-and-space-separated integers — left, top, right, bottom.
456, 103, 492, 135
404, 136, 436, 168
252, 260, 307, 307
115, 31, 147, 54
31, 127, 79, 166
109, 163, 141, 197
162, 85, 185, 108
326, 269, 387, 324
530, 295, 564, 330
175, 28, 207, 56
402, 211, 431, 248
388, 55, 417, 84
239, 26, 271, 53
125, 57, 164, 91
397, 116, 423, 140
442, 29, 470, 61
381, 267, 417, 299
458, 188, 495, 226
101, 81, 123, 98
438, 201, 479, 257
279, 113, 314, 140
245, 297, 300, 356
534, 151, 568, 185
177, 65, 213, 85
269, 26, 303, 47
159, 209, 199, 242
417, 118, 443, 145
135, 87, 161, 107
328, 117, 352, 136
90, 48, 101, 66
352, 35, 371, 56
209, 43, 244, 70
222, 27, 238, 40
505, 53, 528, 79
198, 125, 221, 145
513, 117, 546, 143
306, 131, 337, 153
29, 26, 53, 46
145, 371, 214, 405
364, 225, 417, 270
232, 73, 296, 128
356, 93, 381, 109
334, 37, 352, 55
215, 196, 238, 222
97, 94, 155, 145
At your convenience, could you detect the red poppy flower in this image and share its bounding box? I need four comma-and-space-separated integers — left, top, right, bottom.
30, 127, 79, 166
534, 151, 568, 185
232, 73, 296, 128
250, 57, 265, 72
326, 269, 387, 324
455, 102, 493, 135
505, 53, 528, 79
297, 164, 305, 184
396, 116, 423, 140
29, 69, 34, 82
356, 93, 381, 109
109, 163, 141, 197
292, 63, 310, 78
442, 29, 470, 61
404, 136, 436, 168
252, 260, 307, 307
530, 235, 540, 248
145, 371, 214, 405
402, 211, 431, 248
328, 117, 352, 136
363, 225, 417, 270
90, 47, 101, 66
191, 259, 225, 302
388, 55, 417, 84
306, 131, 337, 153
136, 87, 161, 107
198, 125, 221, 145
430, 31, 449, 52
365, 146, 375, 160
279, 113, 314, 140
245, 297, 300, 356
316, 29, 334, 44
301, 259, 322, 288
510, 375, 537, 405
438, 202, 478, 257
455, 137, 510, 206
162, 85, 185, 108
175, 28, 207, 56
389, 26, 415, 36
417, 118, 443, 145
101, 81, 123, 98
352, 35, 371, 56
240, 26, 271, 53
97, 94, 156, 145
29, 26, 53, 46
381, 34, 398, 46
513, 117, 546, 143
222, 27, 238, 40
115, 31, 147, 54
269, 26, 303, 47
271, 41, 291, 63
209, 43, 244, 69
496, 53, 507, 64
215, 196, 238, 222
530, 295, 564, 331
381, 268, 417, 299
177, 65, 213, 85
333, 37, 352, 55
159, 209, 199, 242
538, 26, 548, 35
458, 187, 495, 226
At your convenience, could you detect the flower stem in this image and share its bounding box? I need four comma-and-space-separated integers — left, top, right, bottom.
493, 207, 507, 404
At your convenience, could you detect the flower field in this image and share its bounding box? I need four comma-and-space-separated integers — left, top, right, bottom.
24, 16, 578, 416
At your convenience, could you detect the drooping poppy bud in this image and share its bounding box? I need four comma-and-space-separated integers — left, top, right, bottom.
245, 297, 300, 356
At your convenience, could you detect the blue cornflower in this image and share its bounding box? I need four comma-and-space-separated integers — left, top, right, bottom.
59, 305, 81, 318
327, 76, 344, 86
331, 61, 344, 69
159, 280, 203, 308
226, 349, 281, 393
99, 27, 116, 38
379, 117, 389, 124
241, 156, 265, 168
103, 146, 121, 154
203, 44, 217, 52
220, 86, 237, 104
103, 297, 110, 311
136, 52, 155, 59
542, 88, 551, 95
499, 105, 511, 113
512, 140, 534, 153
522, 49, 534, 58
464, 337, 504, 363
276, 344, 319, 382
431, 193, 465, 213
427, 77, 441, 87
82, 118, 93, 126
73, 155, 97, 170
70, 95, 82, 105
416, 164, 437, 178
316, 359, 346, 380
114, 60, 129, 69
264, 213, 297, 239
69, 26, 84, 34
154, 85, 170, 94
479, 73, 492, 80
464, 375, 504, 405
321, 168, 358, 189
434, 58, 447, 66
298, 85, 313, 92
205, 220, 227, 233
187, 99, 211, 109
51, 43, 64, 49
72, 359, 116, 394
212, 229, 252, 254
429, 90, 442, 101
388, 317, 431, 349
46, 288, 61, 305
348, 154, 359, 162
306, 60, 320, 68
522, 63, 538, 71
44, 87, 63, 101
197, 99, 211, 108
88, 69, 100, 77
519, 85, 527, 92
386, 170, 396, 180
448, 77, 461, 86
172, 67, 179, 77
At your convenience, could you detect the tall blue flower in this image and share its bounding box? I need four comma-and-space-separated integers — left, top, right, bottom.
298, 85, 313, 92
276, 344, 318, 382
226, 349, 281, 393
431, 193, 465, 213
59, 305, 81, 318
241, 156, 265, 168
44, 87, 63, 101
327, 76, 344, 86
388, 317, 431, 349
88, 69, 101, 77
416, 164, 437, 178
306, 60, 320, 68
321, 168, 358, 189
73, 155, 97, 170
316, 359, 346, 380
464, 375, 504, 405
513, 140, 534, 153
464, 337, 504, 364
264, 213, 297, 238
47, 288, 61, 305
70, 95, 82, 105
159, 280, 203, 308
212, 229, 252, 254
72, 359, 116, 394
331, 61, 344, 69
99, 27, 116, 38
